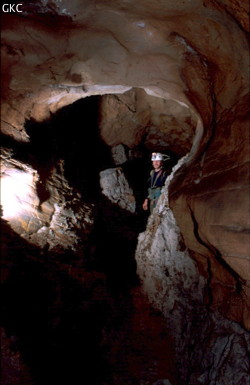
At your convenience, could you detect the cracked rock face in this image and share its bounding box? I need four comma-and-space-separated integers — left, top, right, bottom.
100, 167, 136, 213
1, 149, 94, 253
135, 182, 250, 384
99, 89, 197, 156
1, 0, 250, 383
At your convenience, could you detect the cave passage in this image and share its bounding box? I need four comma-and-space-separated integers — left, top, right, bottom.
24, 97, 113, 202
1, 0, 249, 383
22, 96, 151, 288
1, 220, 177, 385
1, 96, 178, 385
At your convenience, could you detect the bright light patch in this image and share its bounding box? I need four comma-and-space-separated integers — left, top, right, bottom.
1, 169, 35, 219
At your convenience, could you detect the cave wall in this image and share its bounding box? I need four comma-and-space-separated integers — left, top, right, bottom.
1, 147, 94, 252
2, 0, 248, 142
169, 94, 250, 327
1, 0, 250, 384
136, 157, 250, 384
99, 88, 197, 156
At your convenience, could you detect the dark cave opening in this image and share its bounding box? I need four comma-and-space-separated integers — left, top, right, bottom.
22, 96, 150, 286
24, 96, 113, 202
1, 219, 117, 385
1, 95, 179, 385
19, 95, 180, 291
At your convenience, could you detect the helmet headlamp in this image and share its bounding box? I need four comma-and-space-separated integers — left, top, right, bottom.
151, 152, 170, 161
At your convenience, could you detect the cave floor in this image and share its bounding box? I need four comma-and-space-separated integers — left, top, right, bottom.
105, 285, 178, 385
1, 218, 178, 385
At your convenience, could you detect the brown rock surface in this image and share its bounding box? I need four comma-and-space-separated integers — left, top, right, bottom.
1, 148, 94, 252
100, 89, 197, 155
1, 0, 250, 383
169, 93, 250, 328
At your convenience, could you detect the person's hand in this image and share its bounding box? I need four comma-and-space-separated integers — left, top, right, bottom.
142, 198, 149, 211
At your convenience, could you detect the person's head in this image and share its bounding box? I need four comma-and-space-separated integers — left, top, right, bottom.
151, 152, 167, 171
152, 160, 163, 171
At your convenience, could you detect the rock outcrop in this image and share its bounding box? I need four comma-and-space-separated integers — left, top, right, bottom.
1, 148, 94, 253
100, 167, 136, 213
136, 168, 250, 384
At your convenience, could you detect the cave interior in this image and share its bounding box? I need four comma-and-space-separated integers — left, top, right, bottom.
1, 1, 250, 385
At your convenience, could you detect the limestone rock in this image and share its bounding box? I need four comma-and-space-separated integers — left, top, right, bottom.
1, 150, 94, 252
136, 206, 250, 385
100, 89, 197, 156
99, 167, 136, 213
1, 0, 250, 383
111, 144, 128, 165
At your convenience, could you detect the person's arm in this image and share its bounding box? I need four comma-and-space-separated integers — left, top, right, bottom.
160, 170, 168, 188
142, 171, 153, 211
142, 198, 149, 211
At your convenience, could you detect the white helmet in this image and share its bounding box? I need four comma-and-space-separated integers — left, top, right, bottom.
151, 152, 170, 161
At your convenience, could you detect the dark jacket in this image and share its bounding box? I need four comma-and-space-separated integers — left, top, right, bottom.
147, 168, 168, 211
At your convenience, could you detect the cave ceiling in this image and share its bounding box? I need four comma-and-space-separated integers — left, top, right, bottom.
1, 0, 249, 144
